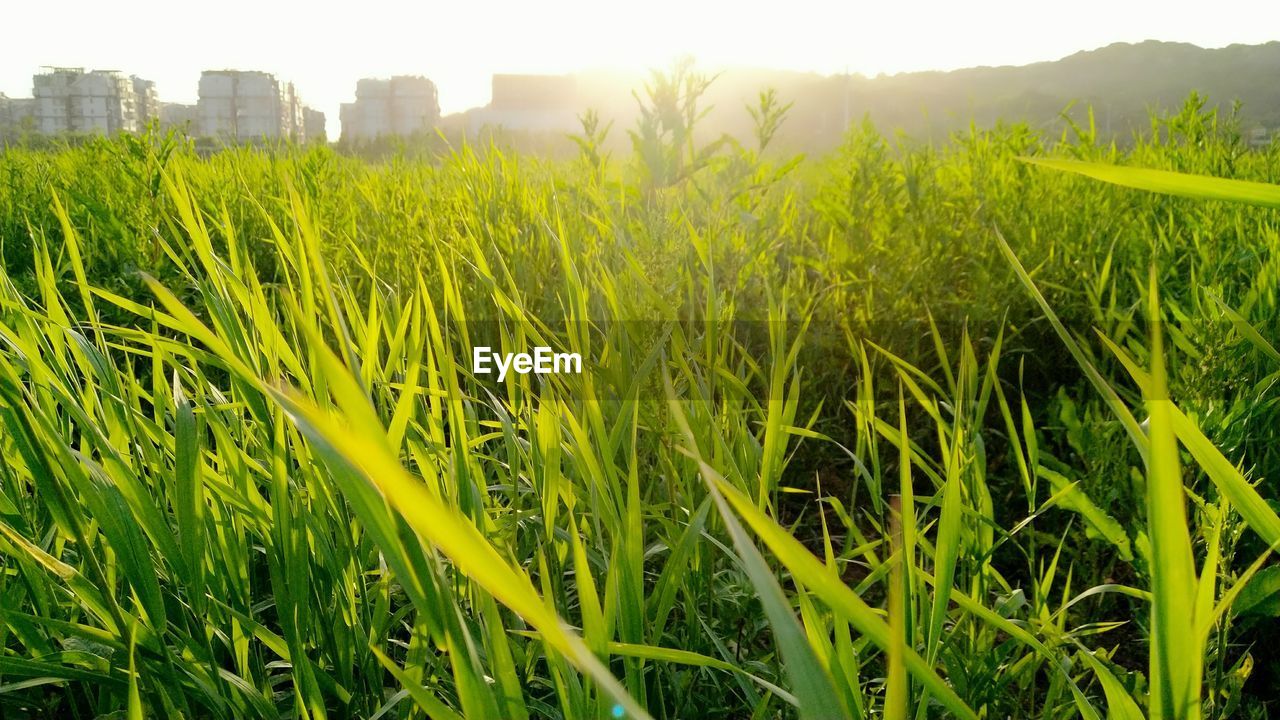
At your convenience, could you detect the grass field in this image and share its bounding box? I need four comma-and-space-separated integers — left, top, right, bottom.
2, 83, 1280, 718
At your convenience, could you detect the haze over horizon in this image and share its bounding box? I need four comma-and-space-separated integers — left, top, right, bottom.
3, 0, 1279, 135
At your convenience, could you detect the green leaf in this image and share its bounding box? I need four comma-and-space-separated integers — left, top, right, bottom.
1021, 157, 1280, 208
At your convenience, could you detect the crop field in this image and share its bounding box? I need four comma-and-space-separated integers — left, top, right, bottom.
3, 83, 1280, 719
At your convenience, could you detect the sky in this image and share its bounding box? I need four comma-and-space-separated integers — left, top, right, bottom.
4, 0, 1280, 134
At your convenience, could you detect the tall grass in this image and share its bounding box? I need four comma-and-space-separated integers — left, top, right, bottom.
2, 87, 1280, 718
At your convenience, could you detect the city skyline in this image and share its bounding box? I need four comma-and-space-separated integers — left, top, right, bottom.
4, 0, 1280, 136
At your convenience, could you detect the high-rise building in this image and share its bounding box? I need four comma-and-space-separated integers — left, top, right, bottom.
132, 76, 160, 127
159, 103, 198, 132
388, 76, 439, 136
0, 94, 36, 141
468, 74, 579, 135
197, 70, 310, 142
303, 108, 327, 143
32, 68, 145, 135
341, 75, 440, 142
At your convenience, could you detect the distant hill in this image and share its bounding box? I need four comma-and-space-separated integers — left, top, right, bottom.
455, 41, 1280, 154
843, 41, 1280, 135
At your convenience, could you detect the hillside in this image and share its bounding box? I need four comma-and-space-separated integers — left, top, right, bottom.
480, 41, 1280, 152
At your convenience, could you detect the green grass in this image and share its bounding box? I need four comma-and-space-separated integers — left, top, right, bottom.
3, 88, 1280, 718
